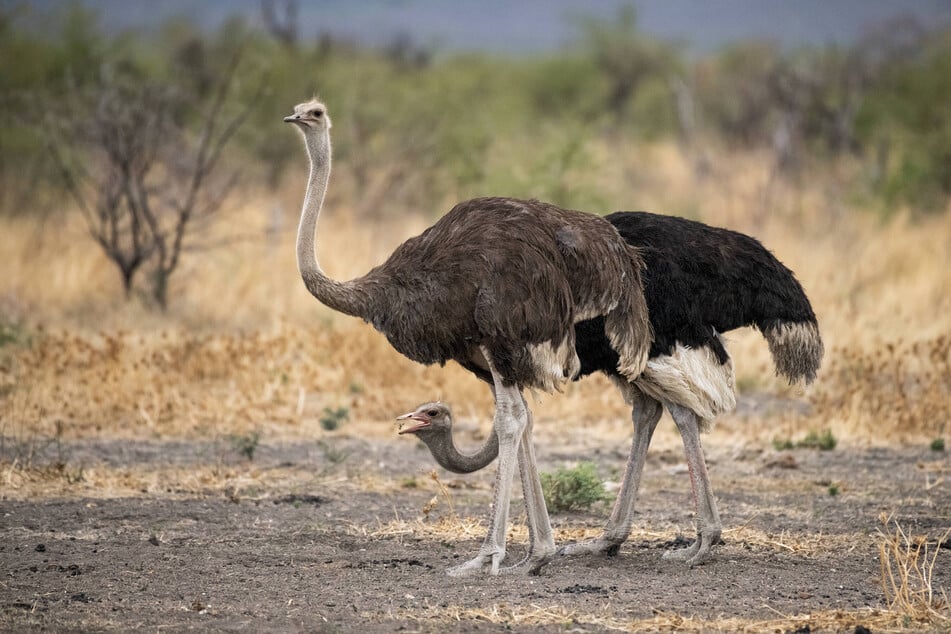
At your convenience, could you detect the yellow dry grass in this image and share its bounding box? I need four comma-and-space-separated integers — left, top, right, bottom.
878, 514, 951, 624
1, 143, 949, 449
392, 603, 929, 633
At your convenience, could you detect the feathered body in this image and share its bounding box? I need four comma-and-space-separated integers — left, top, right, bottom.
356, 198, 650, 390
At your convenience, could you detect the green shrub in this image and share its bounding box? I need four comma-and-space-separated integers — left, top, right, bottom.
772, 438, 795, 451
230, 431, 261, 460
319, 406, 349, 431
798, 429, 837, 451
540, 462, 608, 512
775, 429, 837, 451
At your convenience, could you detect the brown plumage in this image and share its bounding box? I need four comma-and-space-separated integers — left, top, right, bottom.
358, 197, 650, 389
285, 98, 650, 575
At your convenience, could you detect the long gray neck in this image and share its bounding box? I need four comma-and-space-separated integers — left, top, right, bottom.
423, 428, 499, 474
296, 129, 368, 317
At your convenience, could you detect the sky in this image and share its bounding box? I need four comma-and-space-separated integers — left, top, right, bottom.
26, 0, 951, 54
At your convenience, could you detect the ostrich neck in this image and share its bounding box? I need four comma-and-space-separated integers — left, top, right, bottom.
296, 130, 368, 317
425, 428, 499, 474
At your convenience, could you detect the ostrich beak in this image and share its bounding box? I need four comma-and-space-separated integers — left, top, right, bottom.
283, 114, 302, 124
396, 411, 430, 435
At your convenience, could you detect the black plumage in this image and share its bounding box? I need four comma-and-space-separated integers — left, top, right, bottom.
576, 211, 821, 383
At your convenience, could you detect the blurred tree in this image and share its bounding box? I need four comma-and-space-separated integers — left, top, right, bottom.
261, 0, 298, 50
853, 19, 951, 211
578, 5, 679, 127
699, 41, 782, 148
0, 3, 106, 215
2, 2, 948, 224
45, 53, 257, 308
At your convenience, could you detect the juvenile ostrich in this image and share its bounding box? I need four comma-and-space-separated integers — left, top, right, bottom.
284, 99, 652, 576
399, 211, 823, 570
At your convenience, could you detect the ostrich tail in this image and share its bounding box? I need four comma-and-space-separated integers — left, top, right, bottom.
604, 281, 652, 382
762, 320, 824, 384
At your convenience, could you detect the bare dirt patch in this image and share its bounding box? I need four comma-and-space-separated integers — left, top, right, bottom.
2, 428, 948, 632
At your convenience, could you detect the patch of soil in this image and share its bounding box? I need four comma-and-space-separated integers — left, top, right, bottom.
1, 436, 948, 632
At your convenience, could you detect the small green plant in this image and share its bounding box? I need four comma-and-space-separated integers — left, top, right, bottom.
799, 429, 837, 451
230, 431, 261, 460
772, 438, 795, 451
319, 406, 349, 431
774, 429, 837, 451
540, 462, 607, 512
0, 321, 25, 348
828, 484, 839, 497
930, 438, 945, 452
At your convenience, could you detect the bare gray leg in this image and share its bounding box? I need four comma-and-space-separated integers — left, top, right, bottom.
447, 353, 528, 577
662, 401, 722, 567
506, 398, 556, 572
532, 389, 663, 570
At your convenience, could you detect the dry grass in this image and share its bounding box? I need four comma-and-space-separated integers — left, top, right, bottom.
393, 603, 926, 633
1, 143, 949, 444
0, 458, 319, 501
878, 514, 951, 625
363, 512, 868, 558
2, 144, 949, 449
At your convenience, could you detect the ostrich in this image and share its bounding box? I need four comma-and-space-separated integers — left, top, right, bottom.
284, 99, 652, 576
398, 401, 499, 473
398, 210, 823, 570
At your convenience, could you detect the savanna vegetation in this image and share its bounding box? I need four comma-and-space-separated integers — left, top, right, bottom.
1, 3, 949, 632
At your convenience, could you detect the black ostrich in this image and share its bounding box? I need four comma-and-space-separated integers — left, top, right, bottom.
284, 99, 652, 576
399, 210, 823, 570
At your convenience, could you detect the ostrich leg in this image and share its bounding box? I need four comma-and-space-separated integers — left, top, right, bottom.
662, 401, 722, 567
534, 389, 663, 571
447, 353, 534, 577
507, 397, 556, 572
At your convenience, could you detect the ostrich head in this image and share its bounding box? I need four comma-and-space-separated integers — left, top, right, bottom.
396, 401, 452, 438
283, 98, 332, 131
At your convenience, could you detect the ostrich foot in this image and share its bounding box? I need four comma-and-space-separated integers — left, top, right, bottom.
662, 529, 719, 567
527, 537, 623, 574
558, 537, 624, 557
517, 544, 558, 576
448, 544, 558, 577
446, 549, 506, 577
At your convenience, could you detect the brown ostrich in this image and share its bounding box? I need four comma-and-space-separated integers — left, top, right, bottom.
284, 99, 651, 576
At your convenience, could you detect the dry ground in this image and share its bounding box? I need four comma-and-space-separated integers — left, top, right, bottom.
2, 418, 949, 632
1, 144, 950, 631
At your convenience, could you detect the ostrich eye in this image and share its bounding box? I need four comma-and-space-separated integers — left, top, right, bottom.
312, 110, 323, 117
426, 409, 439, 417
